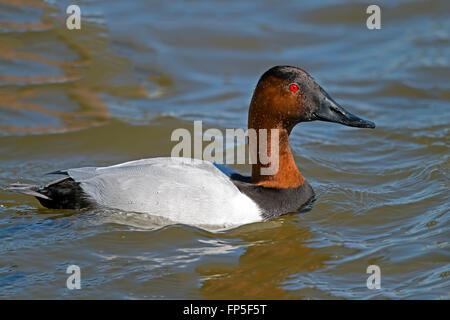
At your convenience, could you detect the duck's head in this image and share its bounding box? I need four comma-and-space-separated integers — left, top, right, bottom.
248, 65, 376, 131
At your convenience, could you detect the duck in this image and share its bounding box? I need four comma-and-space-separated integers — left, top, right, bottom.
7, 66, 375, 228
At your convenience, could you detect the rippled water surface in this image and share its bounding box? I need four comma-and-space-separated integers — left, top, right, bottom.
0, 0, 449, 299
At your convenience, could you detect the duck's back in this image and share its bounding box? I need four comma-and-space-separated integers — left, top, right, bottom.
63, 157, 262, 226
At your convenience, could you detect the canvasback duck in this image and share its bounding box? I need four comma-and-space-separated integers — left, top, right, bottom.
8, 66, 375, 227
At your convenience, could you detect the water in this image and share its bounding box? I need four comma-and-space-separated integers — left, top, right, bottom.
0, 0, 448, 299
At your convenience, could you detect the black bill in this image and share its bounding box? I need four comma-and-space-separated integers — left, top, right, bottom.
314, 90, 376, 129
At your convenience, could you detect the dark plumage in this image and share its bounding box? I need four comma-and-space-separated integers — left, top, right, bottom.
228, 172, 314, 219
7, 176, 93, 210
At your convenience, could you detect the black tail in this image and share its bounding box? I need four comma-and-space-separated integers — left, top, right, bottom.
7, 183, 51, 200
7, 177, 93, 210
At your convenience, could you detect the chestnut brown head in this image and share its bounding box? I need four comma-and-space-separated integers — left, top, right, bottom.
249, 66, 375, 132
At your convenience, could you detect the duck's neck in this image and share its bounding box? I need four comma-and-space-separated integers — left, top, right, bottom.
250, 126, 305, 188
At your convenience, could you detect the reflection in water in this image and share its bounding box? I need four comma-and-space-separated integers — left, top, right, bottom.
200, 221, 328, 299
0, 0, 170, 134
0, 0, 448, 299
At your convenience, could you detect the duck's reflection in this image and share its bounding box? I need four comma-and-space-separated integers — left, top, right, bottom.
198, 217, 329, 299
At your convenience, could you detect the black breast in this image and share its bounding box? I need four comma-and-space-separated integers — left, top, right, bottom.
230, 174, 315, 219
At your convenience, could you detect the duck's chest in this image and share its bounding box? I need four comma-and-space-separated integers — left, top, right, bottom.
231, 180, 315, 219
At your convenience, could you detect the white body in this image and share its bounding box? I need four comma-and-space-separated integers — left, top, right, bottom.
66, 157, 262, 227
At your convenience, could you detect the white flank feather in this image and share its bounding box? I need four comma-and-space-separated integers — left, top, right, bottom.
67, 157, 262, 227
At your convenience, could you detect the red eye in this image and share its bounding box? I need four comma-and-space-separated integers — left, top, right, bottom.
289, 83, 299, 92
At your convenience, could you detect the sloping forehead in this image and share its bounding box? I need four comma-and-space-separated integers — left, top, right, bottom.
260, 66, 311, 83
